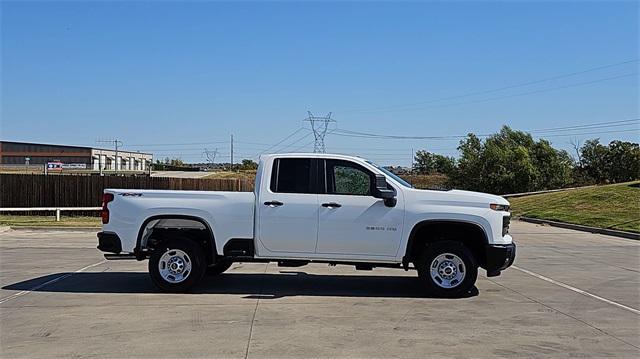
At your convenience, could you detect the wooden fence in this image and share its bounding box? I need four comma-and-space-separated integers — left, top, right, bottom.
0, 174, 254, 209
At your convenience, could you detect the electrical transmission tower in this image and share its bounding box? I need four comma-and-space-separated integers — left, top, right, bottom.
203, 148, 219, 169
305, 111, 335, 153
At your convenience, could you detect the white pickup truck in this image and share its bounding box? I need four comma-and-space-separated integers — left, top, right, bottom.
97, 153, 515, 297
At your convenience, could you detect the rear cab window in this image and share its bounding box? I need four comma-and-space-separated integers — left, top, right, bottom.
270, 158, 315, 194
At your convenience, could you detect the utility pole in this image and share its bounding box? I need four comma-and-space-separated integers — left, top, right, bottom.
305, 111, 335, 153
115, 140, 119, 174
230, 134, 234, 171
411, 148, 414, 174
97, 138, 123, 174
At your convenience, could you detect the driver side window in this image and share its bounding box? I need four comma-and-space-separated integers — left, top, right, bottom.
326, 160, 373, 196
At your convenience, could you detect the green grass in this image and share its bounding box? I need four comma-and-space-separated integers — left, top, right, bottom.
509, 181, 640, 233
0, 215, 101, 228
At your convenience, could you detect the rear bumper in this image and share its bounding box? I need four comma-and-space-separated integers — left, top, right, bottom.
97, 231, 122, 254
484, 242, 516, 277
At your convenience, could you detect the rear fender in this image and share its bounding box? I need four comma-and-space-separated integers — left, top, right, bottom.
136, 214, 216, 260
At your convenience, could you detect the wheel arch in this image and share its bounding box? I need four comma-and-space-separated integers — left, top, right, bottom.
403, 219, 489, 270
135, 214, 217, 262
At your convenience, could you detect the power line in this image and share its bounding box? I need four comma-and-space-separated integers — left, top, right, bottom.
340, 59, 639, 113
332, 129, 470, 140
289, 139, 317, 153
330, 118, 639, 140
280, 127, 339, 154
535, 128, 639, 138
343, 72, 637, 114
127, 140, 278, 149
127, 140, 229, 147
273, 132, 313, 153
526, 119, 639, 133
258, 127, 307, 155
235, 140, 277, 146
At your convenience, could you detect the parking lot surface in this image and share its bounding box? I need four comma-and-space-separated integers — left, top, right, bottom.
1, 221, 638, 358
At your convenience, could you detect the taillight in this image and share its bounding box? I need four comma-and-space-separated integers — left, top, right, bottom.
101, 193, 114, 224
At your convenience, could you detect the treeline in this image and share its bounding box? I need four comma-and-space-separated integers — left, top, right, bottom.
412, 126, 639, 194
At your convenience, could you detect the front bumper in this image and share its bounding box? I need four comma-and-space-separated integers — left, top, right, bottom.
484, 242, 516, 277
97, 231, 122, 254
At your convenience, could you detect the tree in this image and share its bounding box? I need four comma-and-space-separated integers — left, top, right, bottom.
413, 150, 455, 175
452, 126, 573, 194
607, 140, 640, 182
239, 159, 258, 171
579, 139, 608, 183
169, 158, 184, 166
454, 133, 483, 191
580, 139, 640, 183
160, 157, 185, 166
531, 139, 574, 190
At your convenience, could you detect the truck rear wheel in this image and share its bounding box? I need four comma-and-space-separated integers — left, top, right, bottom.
415, 240, 477, 297
149, 238, 206, 292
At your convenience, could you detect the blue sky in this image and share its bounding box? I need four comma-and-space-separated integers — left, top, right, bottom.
1, 0, 638, 166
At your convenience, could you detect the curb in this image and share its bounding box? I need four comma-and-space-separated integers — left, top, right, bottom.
518, 217, 639, 240
8, 226, 100, 231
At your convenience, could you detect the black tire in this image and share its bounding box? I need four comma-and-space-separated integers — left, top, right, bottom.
149, 237, 207, 293
206, 259, 233, 276
415, 240, 478, 298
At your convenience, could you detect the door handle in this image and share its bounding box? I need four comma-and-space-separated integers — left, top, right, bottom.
264, 200, 284, 207
322, 202, 342, 208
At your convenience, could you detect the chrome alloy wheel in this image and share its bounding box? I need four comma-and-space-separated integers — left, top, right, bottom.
158, 249, 192, 283
430, 253, 466, 289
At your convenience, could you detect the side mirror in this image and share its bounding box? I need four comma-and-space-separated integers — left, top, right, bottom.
373, 174, 397, 207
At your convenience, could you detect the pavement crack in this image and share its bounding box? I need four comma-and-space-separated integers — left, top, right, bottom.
244, 263, 268, 359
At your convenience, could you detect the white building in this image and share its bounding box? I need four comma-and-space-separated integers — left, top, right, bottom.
0, 141, 152, 172
91, 148, 152, 171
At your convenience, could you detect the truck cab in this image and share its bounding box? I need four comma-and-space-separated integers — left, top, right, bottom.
97, 153, 515, 297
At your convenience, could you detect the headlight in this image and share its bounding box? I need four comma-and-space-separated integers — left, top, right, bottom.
490, 203, 510, 211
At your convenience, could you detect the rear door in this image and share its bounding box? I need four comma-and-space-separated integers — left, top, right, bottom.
257, 158, 319, 254
316, 159, 404, 257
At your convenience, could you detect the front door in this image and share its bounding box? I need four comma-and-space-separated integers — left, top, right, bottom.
258, 158, 319, 254
316, 159, 404, 258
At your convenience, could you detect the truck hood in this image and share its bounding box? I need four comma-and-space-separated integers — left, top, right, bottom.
404, 187, 509, 209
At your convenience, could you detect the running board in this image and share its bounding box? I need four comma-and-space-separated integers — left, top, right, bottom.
104, 254, 137, 260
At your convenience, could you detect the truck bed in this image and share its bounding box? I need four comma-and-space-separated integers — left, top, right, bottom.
102, 189, 255, 254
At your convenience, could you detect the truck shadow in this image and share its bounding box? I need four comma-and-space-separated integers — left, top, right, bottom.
2, 271, 478, 299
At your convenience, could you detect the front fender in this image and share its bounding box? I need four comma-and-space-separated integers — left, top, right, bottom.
397, 206, 495, 262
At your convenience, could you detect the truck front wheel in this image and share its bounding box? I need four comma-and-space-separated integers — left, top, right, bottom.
149, 238, 206, 292
415, 241, 478, 297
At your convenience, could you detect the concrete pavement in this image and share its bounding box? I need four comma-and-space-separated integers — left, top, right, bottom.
1, 221, 638, 358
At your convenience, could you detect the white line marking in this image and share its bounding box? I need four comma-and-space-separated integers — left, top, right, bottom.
0, 260, 107, 305
512, 265, 640, 315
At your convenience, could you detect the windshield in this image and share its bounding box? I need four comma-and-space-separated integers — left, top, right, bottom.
366, 161, 413, 188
